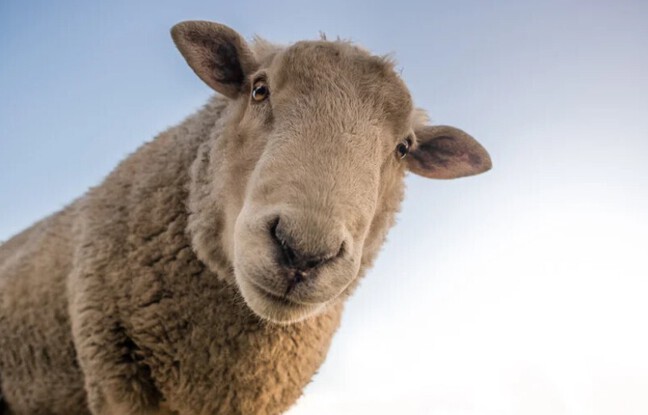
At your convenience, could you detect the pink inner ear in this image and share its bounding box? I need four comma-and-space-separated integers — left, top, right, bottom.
172, 21, 258, 99
408, 133, 492, 179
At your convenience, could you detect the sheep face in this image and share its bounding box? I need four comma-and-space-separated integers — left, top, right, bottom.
173, 22, 492, 324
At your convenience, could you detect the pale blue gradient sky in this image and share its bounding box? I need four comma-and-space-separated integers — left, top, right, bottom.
1, 1, 648, 413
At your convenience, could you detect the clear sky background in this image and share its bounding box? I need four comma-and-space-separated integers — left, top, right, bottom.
1, 1, 647, 414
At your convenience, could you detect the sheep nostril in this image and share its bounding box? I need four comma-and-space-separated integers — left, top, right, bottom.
270, 217, 296, 266
304, 258, 323, 269
269, 216, 345, 273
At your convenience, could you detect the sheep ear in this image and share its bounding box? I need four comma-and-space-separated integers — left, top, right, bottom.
408, 125, 492, 179
171, 21, 258, 98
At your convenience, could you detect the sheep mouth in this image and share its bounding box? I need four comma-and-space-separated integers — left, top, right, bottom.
253, 284, 297, 307
245, 278, 326, 323
249, 280, 316, 307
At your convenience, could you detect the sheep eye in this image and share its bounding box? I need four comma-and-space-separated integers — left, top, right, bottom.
396, 137, 412, 159
252, 81, 269, 102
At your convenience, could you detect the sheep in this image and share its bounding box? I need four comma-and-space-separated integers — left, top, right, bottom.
0, 21, 492, 415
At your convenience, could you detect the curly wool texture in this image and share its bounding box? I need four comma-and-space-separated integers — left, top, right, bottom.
0, 97, 354, 414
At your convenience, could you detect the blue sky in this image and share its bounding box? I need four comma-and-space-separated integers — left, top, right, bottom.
1, 1, 648, 413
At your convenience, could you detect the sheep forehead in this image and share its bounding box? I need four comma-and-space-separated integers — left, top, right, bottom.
265, 40, 414, 132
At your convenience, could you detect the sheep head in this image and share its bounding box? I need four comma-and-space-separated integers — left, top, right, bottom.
172, 21, 492, 324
